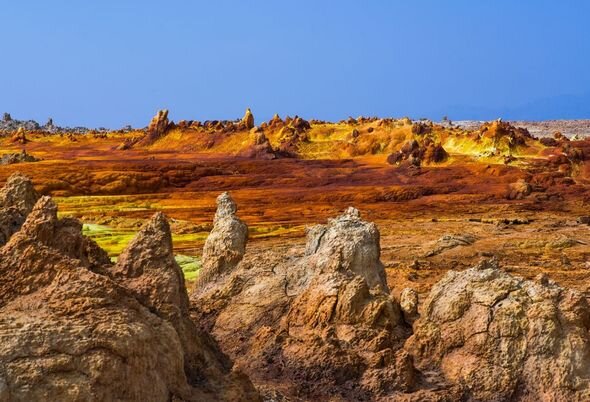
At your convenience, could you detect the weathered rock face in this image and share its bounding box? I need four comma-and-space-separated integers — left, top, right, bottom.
192, 204, 414, 400
13, 196, 111, 271
303, 206, 388, 291
139, 109, 171, 146
10, 127, 28, 144
242, 108, 255, 130
149, 109, 170, 135
0, 187, 259, 401
0, 173, 40, 246
196, 192, 248, 288
0, 173, 39, 215
400, 287, 419, 323
405, 259, 590, 401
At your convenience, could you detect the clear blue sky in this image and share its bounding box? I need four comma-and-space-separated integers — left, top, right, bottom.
1, 1, 590, 127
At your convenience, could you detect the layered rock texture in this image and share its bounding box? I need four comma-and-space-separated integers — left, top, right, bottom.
0, 176, 259, 401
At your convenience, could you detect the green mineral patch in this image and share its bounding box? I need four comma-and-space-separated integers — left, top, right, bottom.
175, 255, 201, 282
82, 223, 202, 281
82, 223, 135, 256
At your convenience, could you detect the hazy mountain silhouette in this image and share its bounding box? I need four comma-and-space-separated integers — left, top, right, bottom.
443, 92, 590, 121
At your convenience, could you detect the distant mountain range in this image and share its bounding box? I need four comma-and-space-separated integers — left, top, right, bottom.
445, 92, 590, 121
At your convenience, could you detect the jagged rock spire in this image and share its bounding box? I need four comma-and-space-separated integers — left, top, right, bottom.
242, 108, 255, 129
113, 212, 190, 318
0, 173, 40, 246
0, 191, 259, 401
195, 192, 248, 289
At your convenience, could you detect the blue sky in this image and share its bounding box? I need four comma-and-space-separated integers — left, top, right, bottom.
1, 1, 589, 127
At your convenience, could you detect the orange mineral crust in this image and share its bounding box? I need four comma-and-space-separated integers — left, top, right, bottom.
1, 113, 590, 294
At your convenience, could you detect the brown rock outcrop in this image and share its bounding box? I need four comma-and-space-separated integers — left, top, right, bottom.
195, 192, 248, 288
400, 287, 419, 323
192, 205, 414, 400
0, 189, 259, 400
387, 138, 448, 167
405, 259, 590, 401
423, 233, 477, 257
303, 206, 388, 291
268, 113, 283, 128
242, 108, 255, 130
10, 127, 28, 144
138, 109, 171, 146
290, 115, 311, 132
0, 173, 39, 245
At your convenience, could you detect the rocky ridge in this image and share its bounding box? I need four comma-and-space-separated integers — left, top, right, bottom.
0, 113, 108, 135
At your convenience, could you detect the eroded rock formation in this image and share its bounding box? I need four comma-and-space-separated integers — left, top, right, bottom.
192, 204, 414, 400
477, 120, 534, 153
196, 192, 248, 288
138, 109, 172, 146
387, 138, 448, 167
0, 173, 40, 245
10, 127, 28, 144
0, 177, 259, 401
406, 258, 590, 401
241, 108, 255, 130
4, 168, 590, 400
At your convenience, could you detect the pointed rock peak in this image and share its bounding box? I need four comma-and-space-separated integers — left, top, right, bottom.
242, 108, 255, 129
148, 109, 170, 130
215, 192, 238, 219
0, 172, 40, 214
115, 212, 174, 278
10, 196, 60, 244
328, 206, 366, 228
194, 193, 248, 289
126, 211, 173, 254
25, 196, 58, 224
145, 211, 171, 236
